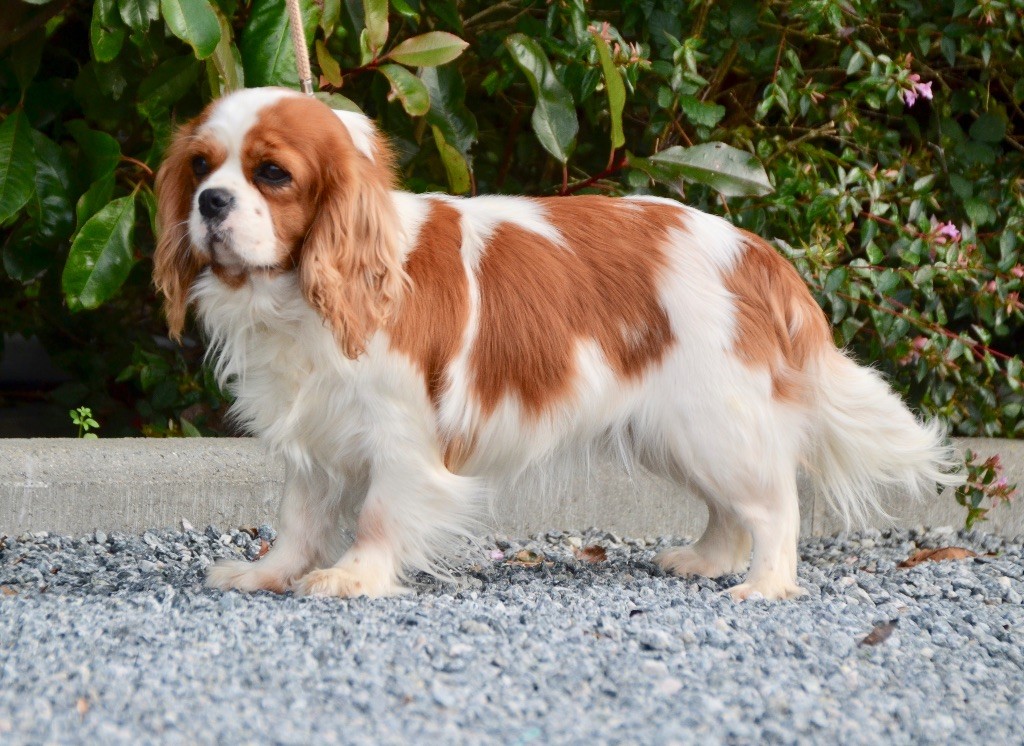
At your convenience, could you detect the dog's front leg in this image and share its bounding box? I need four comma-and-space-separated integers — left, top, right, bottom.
294, 455, 480, 599
206, 459, 344, 593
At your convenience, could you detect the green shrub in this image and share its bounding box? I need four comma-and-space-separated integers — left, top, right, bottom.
1, 1, 1020, 515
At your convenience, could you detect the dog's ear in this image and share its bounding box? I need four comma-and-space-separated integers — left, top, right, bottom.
153, 122, 204, 341
299, 115, 409, 359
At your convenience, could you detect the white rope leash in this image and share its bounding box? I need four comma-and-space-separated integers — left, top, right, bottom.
285, 0, 314, 95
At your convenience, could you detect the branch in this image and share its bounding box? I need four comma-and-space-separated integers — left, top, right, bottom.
557, 155, 628, 196
822, 285, 1015, 363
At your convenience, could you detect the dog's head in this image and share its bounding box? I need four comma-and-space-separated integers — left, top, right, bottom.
153, 87, 407, 358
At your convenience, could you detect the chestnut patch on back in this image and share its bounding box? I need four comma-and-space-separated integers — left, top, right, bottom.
724, 231, 831, 400
388, 200, 470, 408
470, 196, 678, 417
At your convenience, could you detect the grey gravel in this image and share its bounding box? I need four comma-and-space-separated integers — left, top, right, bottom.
1, 525, 1023, 744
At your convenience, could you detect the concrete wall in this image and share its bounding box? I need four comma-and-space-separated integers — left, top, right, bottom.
1, 437, 1021, 538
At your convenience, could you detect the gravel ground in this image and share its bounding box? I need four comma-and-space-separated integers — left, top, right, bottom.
1, 524, 1023, 744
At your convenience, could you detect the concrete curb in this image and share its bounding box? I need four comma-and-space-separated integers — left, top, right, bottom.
1, 437, 1021, 538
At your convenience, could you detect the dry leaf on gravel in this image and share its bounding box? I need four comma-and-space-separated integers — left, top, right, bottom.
860, 619, 899, 646
573, 545, 608, 564
257, 540, 270, 559
76, 698, 89, 716
0, 586, 17, 597
509, 549, 544, 567
898, 547, 978, 568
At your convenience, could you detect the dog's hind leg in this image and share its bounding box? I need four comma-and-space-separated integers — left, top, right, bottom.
655, 499, 751, 578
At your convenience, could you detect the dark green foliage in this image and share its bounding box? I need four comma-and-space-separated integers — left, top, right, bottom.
0, 0, 1020, 518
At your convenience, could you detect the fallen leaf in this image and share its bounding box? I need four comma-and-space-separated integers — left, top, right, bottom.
0, 586, 17, 597
257, 540, 270, 559
573, 545, 608, 564
860, 619, 899, 646
76, 697, 89, 716
898, 547, 978, 568
509, 549, 544, 567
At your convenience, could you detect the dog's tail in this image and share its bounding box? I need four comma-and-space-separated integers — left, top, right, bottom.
802, 348, 964, 527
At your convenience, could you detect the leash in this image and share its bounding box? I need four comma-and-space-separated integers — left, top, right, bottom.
285, 0, 314, 95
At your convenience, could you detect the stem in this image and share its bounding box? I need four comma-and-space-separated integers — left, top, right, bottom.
822, 285, 1014, 363
121, 156, 155, 179
558, 156, 628, 196
464, 1, 522, 28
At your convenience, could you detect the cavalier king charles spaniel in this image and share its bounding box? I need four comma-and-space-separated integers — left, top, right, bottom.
154, 87, 960, 600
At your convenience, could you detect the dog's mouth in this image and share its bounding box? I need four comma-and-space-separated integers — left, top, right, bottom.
206, 231, 244, 270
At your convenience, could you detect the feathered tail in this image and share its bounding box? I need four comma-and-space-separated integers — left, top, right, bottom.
803, 349, 964, 527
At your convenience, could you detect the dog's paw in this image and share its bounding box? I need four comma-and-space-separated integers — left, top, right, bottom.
655, 547, 746, 578
293, 567, 406, 599
205, 558, 295, 593
726, 578, 806, 602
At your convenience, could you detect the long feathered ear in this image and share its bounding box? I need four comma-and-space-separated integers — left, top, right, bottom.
300, 118, 409, 359
153, 122, 204, 341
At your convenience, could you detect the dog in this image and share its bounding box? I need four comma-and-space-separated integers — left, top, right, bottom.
153, 87, 961, 600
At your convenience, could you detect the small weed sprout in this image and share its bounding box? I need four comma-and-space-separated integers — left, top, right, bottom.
70, 407, 100, 439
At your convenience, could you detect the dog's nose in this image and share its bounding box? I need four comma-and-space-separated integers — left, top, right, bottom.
198, 188, 234, 220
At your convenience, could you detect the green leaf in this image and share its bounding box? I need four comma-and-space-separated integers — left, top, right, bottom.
10, 29, 45, 90
75, 177, 115, 233
969, 113, 1006, 144
118, 0, 158, 32
824, 266, 848, 293
66, 121, 122, 184
0, 111, 37, 225
846, 51, 865, 76
504, 34, 578, 164
363, 0, 389, 55
3, 222, 52, 282
431, 126, 471, 194
648, 143, 773, 197
241, 0, 320, 88
391, 0, 419, 21
91, 0, 126, 63
420, 65, 477, 159
964, 197, 997, 227
320, 0, 342, 36
27, 131, 74, 244
137, 56, 201, 119
160, 0, 221, 59
591, 32, 625, 150
316, 39, 343, 87
386, 31, 469, 67
63, 193, 137, 311
208, 6, 245, 93
679, 94, 726, 128
379, 64, 429, 116
313, 92, 363, 113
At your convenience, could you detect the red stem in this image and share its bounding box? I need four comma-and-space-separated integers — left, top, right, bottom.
558, 154, 628, 196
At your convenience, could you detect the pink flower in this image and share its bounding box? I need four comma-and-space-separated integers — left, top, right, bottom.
934, 221, 961, 243
903, 74, 933, 107
1011, 265, 1024, 278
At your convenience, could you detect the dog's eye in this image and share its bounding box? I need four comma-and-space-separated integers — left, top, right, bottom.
255, 162, 291, 186
192, 156, 210, 177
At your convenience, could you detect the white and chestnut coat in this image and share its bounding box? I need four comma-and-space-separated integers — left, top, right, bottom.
154, 88, 960, 600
